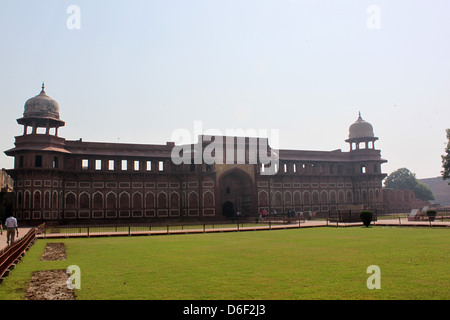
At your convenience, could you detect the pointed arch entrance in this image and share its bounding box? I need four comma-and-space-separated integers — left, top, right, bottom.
218, 168, 253, 217
222, 201, 235, 217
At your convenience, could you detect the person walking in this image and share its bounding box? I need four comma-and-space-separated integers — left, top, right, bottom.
5, 214, 19, 246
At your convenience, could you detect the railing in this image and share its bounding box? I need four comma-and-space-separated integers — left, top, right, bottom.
0, 228, 37, 279
328, 210, 378, 222
38, 219, 325, 238
38, 217, 379, 239
25, 213, 450, 241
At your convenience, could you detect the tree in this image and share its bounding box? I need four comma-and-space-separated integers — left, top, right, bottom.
384, 167, 435, 202
384, 168, 417, 190
414, 181, 435, 202
442, 128, 450, 184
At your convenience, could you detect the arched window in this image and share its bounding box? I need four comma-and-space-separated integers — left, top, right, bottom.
158, 192, 167, 209
294, 191, 301, 205
362, 190, 367, 203
258, 191, 269, 206
202, 191, 213, 208
274, 191, 282, 206
145, 192, 155, 209
170, 192, 180, 208
34, 191, 41, 209
106, 193, 116, 209
188, 192, 198, 208
80, 192, 90, 209
312, 191, 319, 205
44, 191, 51, 209
133, 192, 143, 209
303, 191, 310, 205
320, 191, 328, 204
284, 192, 292, 206
330, 191, 337, 204
120, 192, 130, 209
346, 191, 353, 204
52, 191, 58, 209
25, 191, 31, 209
338, 191, 345, 204
66, 193, 76, 209
93, 192, 103, 209
355, 190, 360, 203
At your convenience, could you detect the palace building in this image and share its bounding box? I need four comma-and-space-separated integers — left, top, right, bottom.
4, 85, 387, 223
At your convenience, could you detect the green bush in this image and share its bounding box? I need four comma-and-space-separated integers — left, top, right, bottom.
360, 210, 373, 227
426, 209, 437, 221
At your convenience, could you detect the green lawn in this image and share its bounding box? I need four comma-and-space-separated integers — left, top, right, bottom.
0, 226, 448, 300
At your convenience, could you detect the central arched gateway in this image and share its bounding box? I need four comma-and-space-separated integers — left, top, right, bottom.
218, 168, 253, 217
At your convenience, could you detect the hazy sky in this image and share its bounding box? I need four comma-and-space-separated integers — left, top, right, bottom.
1, 0, 449, 179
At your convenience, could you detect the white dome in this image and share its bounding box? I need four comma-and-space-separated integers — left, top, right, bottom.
348, 113, 374, 139
23, 83, 60, 120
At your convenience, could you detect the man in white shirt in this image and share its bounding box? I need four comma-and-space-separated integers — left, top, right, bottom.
5, 214, 19, 246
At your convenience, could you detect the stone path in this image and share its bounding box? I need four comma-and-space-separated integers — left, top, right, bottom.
0, 227, 32, 252
36, 218, 449, 239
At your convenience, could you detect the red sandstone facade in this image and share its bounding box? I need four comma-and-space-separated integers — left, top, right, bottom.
5, 86, 388, 223
382, 188, 430, 213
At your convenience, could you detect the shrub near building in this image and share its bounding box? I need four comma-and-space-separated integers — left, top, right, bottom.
426, 209, 437, 221
360, 210, 373, 227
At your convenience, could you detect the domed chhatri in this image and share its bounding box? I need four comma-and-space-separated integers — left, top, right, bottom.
17, 83, 65, 135
345, 112, 378, 151
348, 112, 374, 139
23, 83, 60, 120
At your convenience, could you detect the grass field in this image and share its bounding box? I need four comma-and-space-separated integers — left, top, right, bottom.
0, 226, 448, 300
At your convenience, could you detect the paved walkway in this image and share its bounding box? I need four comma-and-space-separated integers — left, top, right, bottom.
1, 219, 447, 244
0, 227, 33, 252
375, 218, 449, 227
35, 218, 449, 239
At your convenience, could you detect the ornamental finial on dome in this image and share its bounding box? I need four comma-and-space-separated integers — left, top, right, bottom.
40, 82, 46, 95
